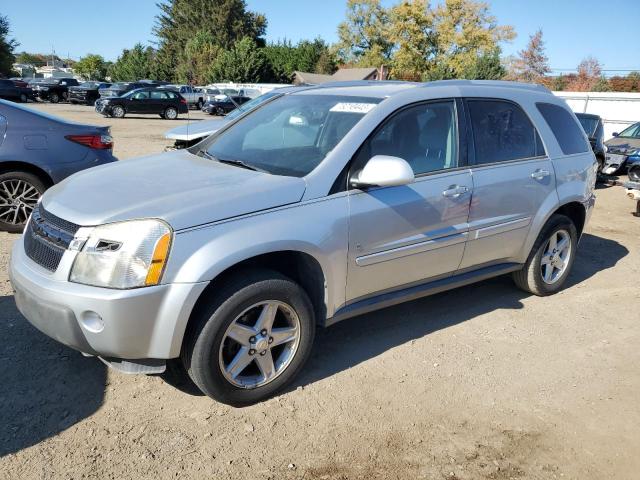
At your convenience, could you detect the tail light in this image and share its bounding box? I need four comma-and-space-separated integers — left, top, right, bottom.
180, 98, 187, 104
65, 134, 113, 150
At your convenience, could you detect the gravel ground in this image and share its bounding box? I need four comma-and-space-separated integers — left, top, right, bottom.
1, 103, 639, 479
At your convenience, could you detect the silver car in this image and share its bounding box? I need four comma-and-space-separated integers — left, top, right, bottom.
10, 81, 597, 405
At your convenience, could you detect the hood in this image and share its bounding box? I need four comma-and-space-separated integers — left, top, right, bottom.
164, 118, 227, 141
605, 136, 640, 154
42, 150, 307, 230
70, 85, 97, 92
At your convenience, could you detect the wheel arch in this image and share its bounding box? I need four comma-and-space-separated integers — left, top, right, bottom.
0, 161, 54, 187
180, 250, 328, 354
554, 201, 586, 238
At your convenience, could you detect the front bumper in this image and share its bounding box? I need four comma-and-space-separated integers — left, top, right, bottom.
9, 236, 208, 360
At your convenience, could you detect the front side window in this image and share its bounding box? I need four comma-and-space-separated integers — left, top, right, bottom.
357, 101, 458, 175
130, 90, 149, 100
203, 94, 381, 177
468, 100, 545, 164
536, 102, 589, 155
617, 122, 640, 139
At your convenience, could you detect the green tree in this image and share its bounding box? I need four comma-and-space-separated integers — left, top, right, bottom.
209, 37, 268, 83
0, 15, 18, 77
507, 29, 550, 83
388, 0, 435, 80
74, 54, 108, 80
264, 38, 336, 83
153, 0, 266, 82
175, 30, 220, 84
107, 44, 157, 81
463, 48, 506, 80
14, 52, 47, 67
335, 0, 393, 66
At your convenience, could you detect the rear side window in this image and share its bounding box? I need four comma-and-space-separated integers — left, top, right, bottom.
151, 90, 170, 100
467, 100, 545, 165
536, 103, 589, 155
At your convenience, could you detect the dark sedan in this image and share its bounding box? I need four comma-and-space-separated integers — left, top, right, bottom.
575, 113, 605, 172
202, 95, 251, 115
95, 88, 188, 119
0, 99, 117, 232
68, 81, 112, 106
0, 79, 33, 103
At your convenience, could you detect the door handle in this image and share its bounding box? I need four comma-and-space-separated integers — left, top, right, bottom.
442, 185, 469, 198
531, 169, 551, 180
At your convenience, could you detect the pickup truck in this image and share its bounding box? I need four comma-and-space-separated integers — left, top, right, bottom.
31, 77, 79, 103
163, 85, 205, 109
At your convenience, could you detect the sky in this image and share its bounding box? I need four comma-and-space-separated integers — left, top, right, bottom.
3, 0, 640, 74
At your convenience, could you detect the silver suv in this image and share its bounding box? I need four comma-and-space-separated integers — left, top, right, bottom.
10, 81, 596, 405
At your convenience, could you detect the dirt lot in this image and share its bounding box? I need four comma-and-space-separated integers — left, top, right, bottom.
1, 103, 639, 479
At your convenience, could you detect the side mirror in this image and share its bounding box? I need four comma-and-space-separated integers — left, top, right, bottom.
351, 155, 415, 188
612, 132, 619, 137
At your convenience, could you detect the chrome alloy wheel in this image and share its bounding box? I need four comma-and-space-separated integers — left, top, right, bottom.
540, 229, 572, 285
219, 301, 301, 389
0, 179, 40, 226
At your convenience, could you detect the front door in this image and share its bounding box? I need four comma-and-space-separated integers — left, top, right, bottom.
128, 90, 150, 114
459, 99, 556, 270
346, 100, 472, 302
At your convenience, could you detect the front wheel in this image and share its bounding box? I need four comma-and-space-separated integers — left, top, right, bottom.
0, 171, 46, 233
182, 270, 315, 406
111, 105, 125, 118
196, 99, 203, 110
19, 93, 28, 103
164, 107, 178, 120
512, 214, 578, 296
49, 92, 60, 103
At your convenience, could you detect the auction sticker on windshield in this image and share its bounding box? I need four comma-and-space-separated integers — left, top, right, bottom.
330, 103, 377, 114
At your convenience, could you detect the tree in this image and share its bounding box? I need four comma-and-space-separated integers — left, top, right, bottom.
153, 0, 266, 82
107, 44, 157, 81
74, 54, 108, 80
175, 30, 220, 84
507, 29, 550, 83
388, 0, 435, 80
463, 48, 506, 80
567, 56, 603, 91
263, 38, 336, 83
209, 37, 268, 83
14, 52, 47, 67
0, 15, 18, 77
335, 0, 393, 66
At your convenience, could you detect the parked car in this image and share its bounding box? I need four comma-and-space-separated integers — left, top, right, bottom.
603, 122, 640, 175
95, 87, 189, 119
0, 79, 33, 103
0, 99, 117, 232
99, 82, 150, 98
202, 95, 251, 115
575, 113, 605, 172
165, 89, 292, 149
10, 78, 29, 88
31, 77, 79, 103
9, 81, 596, 405
68, 81, 112, 106
163, 85, 205, 109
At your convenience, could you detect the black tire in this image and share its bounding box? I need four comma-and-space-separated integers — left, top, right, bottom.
111, 105, 125, 118
215, 106, 225, 116
182, 269, 315, 406
0, 171, 47, 233
196, 99, 203, 110
164, 106, 178, 120
19, 93, 28, 103
512, 214, 578, 296
629, 164, 640, 183
49, 92, 60, 103
596, 155, 604, 174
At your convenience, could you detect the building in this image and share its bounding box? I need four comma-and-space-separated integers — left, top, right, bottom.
293, 67, 388, 85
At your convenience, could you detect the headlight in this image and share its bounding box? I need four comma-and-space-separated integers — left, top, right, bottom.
70, 219, 172, 289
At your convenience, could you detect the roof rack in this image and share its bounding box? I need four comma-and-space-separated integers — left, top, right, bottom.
422, 80, 551, 94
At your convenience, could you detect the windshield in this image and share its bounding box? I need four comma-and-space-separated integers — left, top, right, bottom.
111, 82, 130, 89
203, 94, 381, 177
576, 115, 599, 137
617, 122, 640, 138
80, 81, 99, 88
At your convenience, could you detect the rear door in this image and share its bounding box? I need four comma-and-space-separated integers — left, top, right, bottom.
459, 98, 555, 270
346, 100, 473, 301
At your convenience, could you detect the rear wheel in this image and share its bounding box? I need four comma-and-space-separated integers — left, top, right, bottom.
0, 171, 46, 233
19, 93, 28, 103
49, 92, 60, 103
196, 99, 203, 110
111, 105, 125, 118
164, 106, 178, 120
512, 214, 578, 296
182, 270, 315, 406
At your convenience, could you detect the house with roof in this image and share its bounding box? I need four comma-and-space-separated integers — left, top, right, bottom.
293, 67, 387, 85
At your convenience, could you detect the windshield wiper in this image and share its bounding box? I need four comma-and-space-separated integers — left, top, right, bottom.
217, 158, 266, 173
197, 150, 265, 173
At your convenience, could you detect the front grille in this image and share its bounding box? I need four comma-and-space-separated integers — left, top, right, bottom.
23, 205, 79, 272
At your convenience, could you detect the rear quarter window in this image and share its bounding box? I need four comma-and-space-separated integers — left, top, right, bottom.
536, 103, 589, 155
